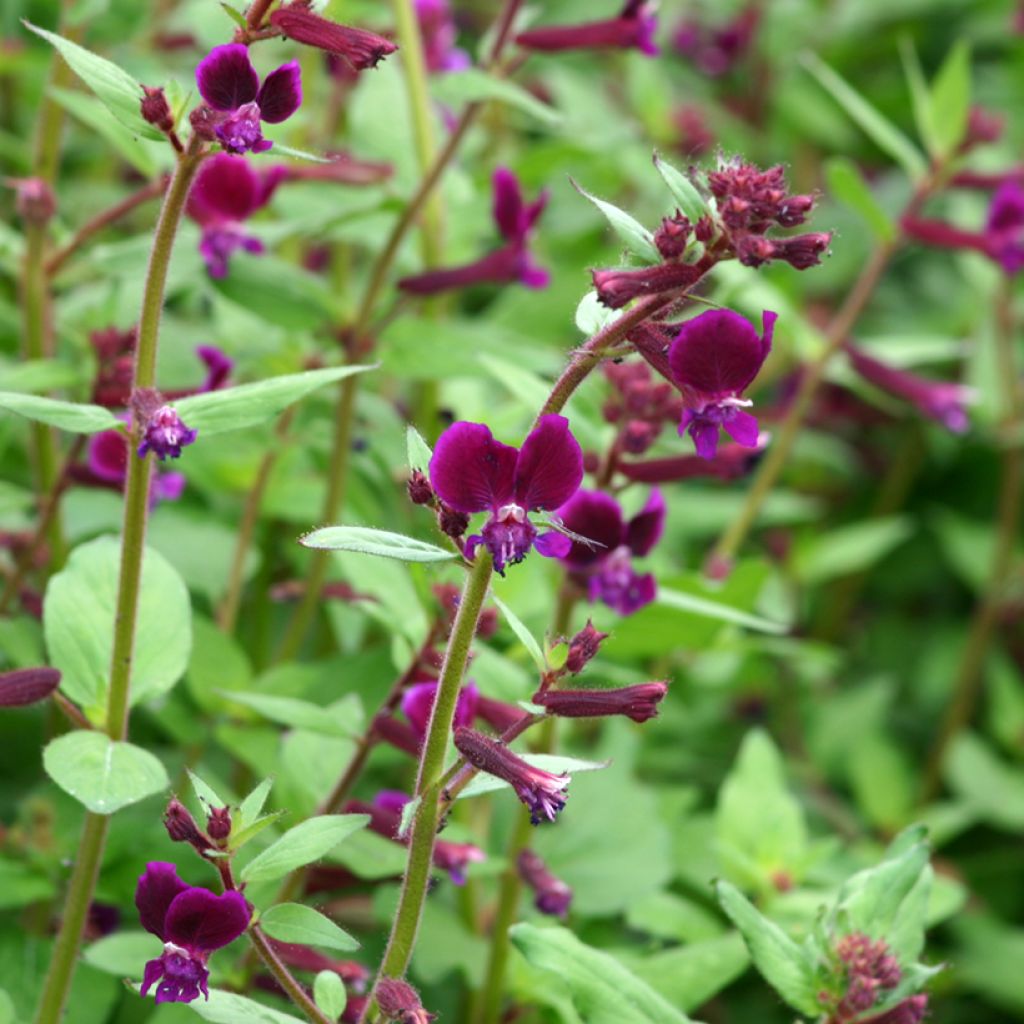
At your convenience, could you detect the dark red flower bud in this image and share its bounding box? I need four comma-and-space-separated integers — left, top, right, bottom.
772, 231, 832, 269
517, 848, 573, 916
835, 933, 903, 1018
0, 666, 61, 707
164, 798, 209, 852
703, 551, 733, 581
565, 620, 609, 673
775, 194, 815, 228
207, 806, 232, 842
140, 85, 174, 133
963, 106, 1004, 149
188, 105, 220, 142
342, 995, 369, 1023
858, 995, 928, 1024
407, 469, 434, 506
376, 977, 435, 1023
532, 682, 667, 722
270, 5, 398, 70
735, 234, 777, 267
14, 178, 56, 225
653, 213, 691, 259
591, 262, 702, 309
693, 215, 715, 242
621, 418, 660, 454
437, 502, 470, 538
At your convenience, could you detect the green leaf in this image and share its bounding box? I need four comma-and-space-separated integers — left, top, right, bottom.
22, 22, 163, 141
313, 971, 347, 1019
220, 2, 247, 28
714, 880, 822, 1016
210, 255, 337, 329
945, 733, 1024, 830
300, 526, 457, 563
492, 595, 546, 671
223, 692, 362, 738
187, 769, 225, 810
259, 903, 359, 952
458, 755, 608, 800
240, 814, 369, 883
898, 37, 932, 157
572, 180, 661, 263
230, 810, 287, 851
406, 424, 433, 474
927, 41, 971, 157
43, 732, 168, 814
652, 153, 709, 223
83, 931, 159, 977
794, 517, 914, 586
173, 365, 374, 437
272, 143, 334, 163
656, 587, 787, 634
510, 923, 694, 1024
0, 358, 82, 393
166, 989, 305, 1023
44, 537, 192, 719
825, 157, 896, 242
0, 391, 121, 434
431, 68, 561, 125
575, 289, 622, 335
238, 777, 274, 828
801, 52, 927, 180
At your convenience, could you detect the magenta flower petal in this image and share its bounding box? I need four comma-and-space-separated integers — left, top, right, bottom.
153, 472, 186, 503
535, 531, 573, 559
256, 61, 303, 123
513, 415, 584, 511
688, 418, 721, 459
188, 154, 264, 224
722, 409, 759, 447
493, 167, 525, 242
430, 421, 518, 513
135, 862, 190, 940
624, 489, 665, 556
520, 259, 551, 289
668, 309, 771, 397
164, 888, 250, 953
196, 345, 233, 392
557, 490, 626, 568
196, 44, 259, 111
88, 428, 129, 483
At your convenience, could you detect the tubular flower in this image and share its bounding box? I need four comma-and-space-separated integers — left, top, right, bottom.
135, 862, 249, 1003
845, 344, 972, 433
668, 309, 777, 459
532, 682, 668, 722
195, 44, 302, 155
516, 1, 659, 57
399, 168, 549, 293
517, 849, 573, 917
401, 680, 479, 741
270, 5, 397, 71
555, 489, 666, 614
454, 727, 570, 824
429, 415, 584, 574
187, 153, 286, 277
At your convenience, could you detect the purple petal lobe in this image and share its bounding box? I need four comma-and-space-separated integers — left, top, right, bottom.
688, 419, 721, 460
257, 61, 303, 123
188, 154, 263, 224
722, 409, 760, 447
513, 415, 584, 511
625, 488, 666, 556
196, 44, 259, 111
493, 167, 525, 241
164, 888, 250, 953
520, 258, 551, 289
88, 429, 128, 483
141, 958, 165, 998
535, 531, 572, 559
135, 862, 190, 940
430, 421, 518, 512
668, 309, 768, 396
214, 102, 266, 155
556, 490, 625, 567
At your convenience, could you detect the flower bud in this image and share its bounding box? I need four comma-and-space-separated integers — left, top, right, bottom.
517, 848, 573, 916
407, 469, 434, 505
0, 666, 61, 707
653, 213, 691, 259
140, 85, 174, 133
858, 995, 928, 1024
206, 806, 232, 842
693, 215, 715, 242
775, 194, 815, 228
437, 502, 470, 539
132, 390, 198, 461
532, 682, 667, 722
270, 6, 398, 70
591, 262, 702, 309
163, 798, 208, 853
14, 178, 56, 226
772, 231, 832, 269
565, 620, 609, 673
376, 977, 435, 1023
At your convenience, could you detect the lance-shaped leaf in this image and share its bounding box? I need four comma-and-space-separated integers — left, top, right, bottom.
300, 526, 457, 563
0, 392, 122, 434
240, 814, 369, 883
572, 180, 661, 263
653, 153, 709, 223
259, 903, 359, 952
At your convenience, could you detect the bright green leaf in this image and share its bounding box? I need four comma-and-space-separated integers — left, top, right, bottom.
927, 41, 972, 157
406, 424, 433, 473
493, 595, 546, 672
652, 153, 709, 223
656, 587, 787, 634
166, 989, 305, 1022
825, 157, 896, 242
300, 526, 457, 563
431, 68, 560, 125
572, 180, 661, 263
240, 814, 369, 883
224, 692, 362, 738
313, 971, 347, 1019
260, 903, 359, 952
0, 391, 121, 434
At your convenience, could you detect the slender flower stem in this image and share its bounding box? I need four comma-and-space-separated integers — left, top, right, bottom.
249, 926, 334, 1024
709, 240, 897, 566
245, 0, 275, 31
922, 278, 1023, 799
365, 553, 493, 1018
32, 146, 202, 1024
45, 175, 169, 277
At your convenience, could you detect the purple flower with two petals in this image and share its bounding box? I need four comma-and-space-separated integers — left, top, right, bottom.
401, 680, 479, 741
187, 153, 286, 277
668, 309, 777, 459
136, 862, 249, 1003
429, 415, 584, 574
516, 1, 658, 57
195, 44, 302, 155
399, 168, 549, 294
87, 419, 184, 504
556, 489, 665, 615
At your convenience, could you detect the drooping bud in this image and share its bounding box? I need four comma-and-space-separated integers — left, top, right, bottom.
565, 620, 610, 673
140, 85, 175, 133
0, 666, 61, 707
163, 798, 209, 854
517, 849, 573, 916
206, 806, 232, 842
407, 469, 434, 506
771, 231, 832, 269
376, 977, 436, 1023
14, 178, 56, 226
270, 5, 398, 70
532, 682, 668, 722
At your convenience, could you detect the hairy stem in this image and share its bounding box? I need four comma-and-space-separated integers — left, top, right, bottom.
249, 927, 334, 1024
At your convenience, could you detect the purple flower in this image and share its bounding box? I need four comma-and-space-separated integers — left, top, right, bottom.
429, 415, 583, 574
668, 309, 777, 459
196, 345, 234, 392
416, 0, 471, 73
195, 44, 302, 155
138, 406, 198, 461
136, 862, 249, 1004
399, 168, 549, 294
532, 682, 668, 722
187, 153, 286, 277
517, 849, 573, 917
269, 6, 397, 71
516, 1, 659, 57
555, 489, 665, 615
86, 421, 184, 504
845, 344, 972, 433
401, 680, 479, 740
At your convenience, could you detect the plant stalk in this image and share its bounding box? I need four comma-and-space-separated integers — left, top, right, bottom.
249, 926, 334, 1024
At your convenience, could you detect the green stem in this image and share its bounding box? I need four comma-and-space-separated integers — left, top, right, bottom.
33, 813, 110, 1024
248, 927, 333, 1024
32, 148, 202, 1024
709, 240, 897, 566
922, 278, 1023, 799
369, 553, 493, 1007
